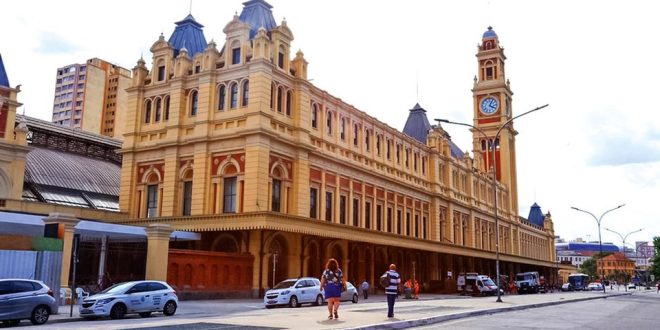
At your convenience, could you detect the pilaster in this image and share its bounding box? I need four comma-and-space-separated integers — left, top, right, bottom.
145, 223, 173, 281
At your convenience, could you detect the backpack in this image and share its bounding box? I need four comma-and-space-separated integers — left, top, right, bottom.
379, 272, 391, 288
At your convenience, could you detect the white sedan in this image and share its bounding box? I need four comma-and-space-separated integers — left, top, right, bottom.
264, 278, 323, 308
587, 283, 603, 291
80, 281, 178, 319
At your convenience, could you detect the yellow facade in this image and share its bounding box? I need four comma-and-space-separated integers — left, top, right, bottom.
598, 253, 635, 280
0, 81, 29, 201
117, 2, 556, 296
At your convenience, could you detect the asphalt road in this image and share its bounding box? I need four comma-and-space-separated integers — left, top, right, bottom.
414, 292, 660, 330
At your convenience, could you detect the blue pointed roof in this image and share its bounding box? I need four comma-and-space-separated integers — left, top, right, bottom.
483, 26, 498, 39
239, 0, 277, 39
403, 103, 464, 158
0, 53, 9, 87
527, 202, 545, 227
168, 14, 207, 58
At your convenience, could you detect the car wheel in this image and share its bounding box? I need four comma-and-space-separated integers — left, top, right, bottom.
110, 303, 127, 319
163, 301, 177, 316
352, 294, 358, 304
289, 296, 299, 308
314, 294, 324, 306
30, 305, 50, 325
139, 312, 152, 318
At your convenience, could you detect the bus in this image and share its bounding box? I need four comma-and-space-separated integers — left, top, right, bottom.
567, 273, 590, 291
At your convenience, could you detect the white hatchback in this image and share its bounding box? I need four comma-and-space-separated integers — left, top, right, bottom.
80, 281, 178, 319
264, 278, 323, 308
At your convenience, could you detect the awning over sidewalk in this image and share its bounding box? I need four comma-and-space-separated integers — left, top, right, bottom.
0, 211, 200, 241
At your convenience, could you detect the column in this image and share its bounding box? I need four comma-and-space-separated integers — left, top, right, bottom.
96, 235, 108, 287
44, 213, 80, 290
145, 224, 174, 281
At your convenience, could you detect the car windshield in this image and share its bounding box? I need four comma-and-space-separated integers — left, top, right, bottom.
100, 282, 134, 294
516, 274, 533, 281
273, 280, 296, 290
482, 278, 496, 286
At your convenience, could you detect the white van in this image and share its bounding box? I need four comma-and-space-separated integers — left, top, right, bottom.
456, 273, 500, 296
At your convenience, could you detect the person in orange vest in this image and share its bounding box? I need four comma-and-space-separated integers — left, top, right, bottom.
413, 280, 420, 299
403, 279, 412, 299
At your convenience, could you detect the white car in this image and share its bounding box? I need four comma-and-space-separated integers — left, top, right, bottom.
264, 278, 323, 308
333, 282, 359, 303
627, 283, 636, 290
587, 283, 603, 291
80, 281, 178, 319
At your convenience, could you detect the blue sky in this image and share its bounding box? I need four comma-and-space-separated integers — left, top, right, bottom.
1, 0, 658, 246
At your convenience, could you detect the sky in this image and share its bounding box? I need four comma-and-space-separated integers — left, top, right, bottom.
1, 0, 659, 247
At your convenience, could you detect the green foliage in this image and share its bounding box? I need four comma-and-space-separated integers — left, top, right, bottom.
650, 237, 660, 280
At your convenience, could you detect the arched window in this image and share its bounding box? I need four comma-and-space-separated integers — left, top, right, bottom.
484, 60, 496, 80
190, 90, 198, 116
154, 98, 162, 122
181, 169, 193, 216
230, 83, 238, 109
311, 103, 318, 129
242, 80, 249, 107
277, 86, 283, 113
144, 100, 152, 124
285, 90, 292, 116
223, 177, 237, 213
164, 96, 170, 121
218, 85, 226, 111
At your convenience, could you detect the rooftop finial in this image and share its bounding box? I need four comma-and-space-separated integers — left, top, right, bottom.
189, 0, 193, 15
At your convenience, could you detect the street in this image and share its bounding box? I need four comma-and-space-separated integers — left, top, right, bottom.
414, 291, 660, 329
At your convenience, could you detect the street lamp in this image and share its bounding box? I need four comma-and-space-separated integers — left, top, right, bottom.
436, 103, 549, 303
604, 227, 642, 291
570, 204, 625, 293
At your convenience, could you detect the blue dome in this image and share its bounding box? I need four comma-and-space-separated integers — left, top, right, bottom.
482, 26, 498, 39
168, 14, 207, 58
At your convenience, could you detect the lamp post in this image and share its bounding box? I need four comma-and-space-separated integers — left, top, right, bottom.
436, 103, 548, 303
604, 227, 642, 291
570, 204, 625, 293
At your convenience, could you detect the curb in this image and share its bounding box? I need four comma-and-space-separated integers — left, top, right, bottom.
347, 293, 631, 330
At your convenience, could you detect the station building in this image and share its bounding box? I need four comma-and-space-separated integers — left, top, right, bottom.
112, 0, 558, 298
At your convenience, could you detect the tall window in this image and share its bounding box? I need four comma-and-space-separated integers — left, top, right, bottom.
277, 87, 283, 113
376, 204, 382, 231
286, 91, 292, 116
311, 104, 318, 128
353, 123, 358, 146
278, 52, 284, 69
309, 188, 318, 219
352, 198, 360, 226
365, 131, 370, 151
157, 66, 165, 81
365, 201, 372, 229
423, 216, 428, 239
164, 96, 170, 121
406, 212, 411, 236
230, 83, 238, 108
376, 135, 381, 155
397, 210, 402, 234
155, 99, 162, 122
325, 191, 333, 221
144, 100, 151, 123
387, 139, 391, 160
414, 214, 419, 237
218, 85, 226, 110
326, 111, 333, 135
242, 81, 249, 106
232, 48, 241, 65
387, 207, 393, 233
339, 195, 346, 224
223, 177, 237, 213
146, 184, 158, 218
340, 118, 346, 140
190, 91, 198, 116
271, 179, 281, 212
182, 181, 192, 216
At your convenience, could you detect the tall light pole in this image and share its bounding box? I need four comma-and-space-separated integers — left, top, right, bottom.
604, 227, 642, 291
570, 204, 625, 293
436, 103, 548, 303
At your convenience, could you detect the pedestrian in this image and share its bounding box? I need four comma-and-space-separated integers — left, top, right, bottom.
320, 258, 344, 320
383, 264, 401, 318
413, 279, 420, 299
361, 279, 369, 299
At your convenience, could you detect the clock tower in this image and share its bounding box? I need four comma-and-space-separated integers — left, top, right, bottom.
471, 26, 518, 214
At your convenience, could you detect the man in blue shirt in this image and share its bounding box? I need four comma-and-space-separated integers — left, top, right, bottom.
385, 264, 401, 318
361, 279, 369, 299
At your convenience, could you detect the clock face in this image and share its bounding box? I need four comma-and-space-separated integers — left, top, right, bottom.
480, 97, 499, 115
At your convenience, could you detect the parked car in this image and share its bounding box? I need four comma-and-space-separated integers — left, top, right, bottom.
0, 279, 57, 326
587, 282, 603, 291
264, 278, 323, 308
627, 283, 636, 290
79, 281, 178, 319
336, 282, 359, 303
561, 283, 573, 292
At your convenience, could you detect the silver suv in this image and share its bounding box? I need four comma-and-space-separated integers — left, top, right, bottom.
0, 279, 57, 326
80, 281, 178, 319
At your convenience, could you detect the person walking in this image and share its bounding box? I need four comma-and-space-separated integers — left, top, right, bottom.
384, 264, 401, 318
361, 279, 369, 299
320, 258, 344, 320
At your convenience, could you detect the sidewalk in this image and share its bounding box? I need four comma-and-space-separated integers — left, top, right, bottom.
47, 291, 633, 329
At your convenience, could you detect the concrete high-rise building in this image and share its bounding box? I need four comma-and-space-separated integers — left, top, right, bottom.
51, 58, 131, 139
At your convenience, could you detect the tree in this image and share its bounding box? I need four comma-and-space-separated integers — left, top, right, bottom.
649, 237, 660, 281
